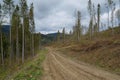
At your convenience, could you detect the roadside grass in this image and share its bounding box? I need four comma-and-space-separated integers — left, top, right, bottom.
0, 48, 47, 80
0, 66, 9, 79
12, 49, 48, 80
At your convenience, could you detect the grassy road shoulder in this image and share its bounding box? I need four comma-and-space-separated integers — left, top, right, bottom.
9, 49, 48, 80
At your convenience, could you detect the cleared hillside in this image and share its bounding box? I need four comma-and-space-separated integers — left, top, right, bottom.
51, 27, 120, 75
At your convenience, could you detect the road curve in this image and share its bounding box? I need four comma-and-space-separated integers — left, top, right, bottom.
41, 48, 120, 80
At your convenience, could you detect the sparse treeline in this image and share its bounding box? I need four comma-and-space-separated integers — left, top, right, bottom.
57, 0, 120, 43
0, 0, 41, 66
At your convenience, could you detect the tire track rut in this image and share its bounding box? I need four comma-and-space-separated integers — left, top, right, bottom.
42, 48, 120, 80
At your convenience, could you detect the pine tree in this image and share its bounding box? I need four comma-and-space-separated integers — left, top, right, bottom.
106, 0, 113, 28
20, 0, 28, 63
73, 11, 81, 41
57, 30, 60, 42
76, 11, 81, 41
29, 3, 35, 57
88, 0, 92, 18
3, 0, 14, 65
11, 6, 16, 63
111, 3, 115, 35
0, 4, 4, 65
92, 4, 97, 35
62, 27, 65, 43
39, 33, 41, 50
97, 4, 100, 33
88, 0, 93, 40
12, 5, 20, 63
88, 19, 93, 40
115, 9, 120, 26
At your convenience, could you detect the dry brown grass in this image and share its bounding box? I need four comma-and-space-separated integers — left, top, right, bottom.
60, 40, 120, 74
54, 32, 120, 75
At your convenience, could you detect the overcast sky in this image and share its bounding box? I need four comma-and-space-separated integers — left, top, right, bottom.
0, 0, 120, 34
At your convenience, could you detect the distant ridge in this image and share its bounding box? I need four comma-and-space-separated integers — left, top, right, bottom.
2, 25, 10, 36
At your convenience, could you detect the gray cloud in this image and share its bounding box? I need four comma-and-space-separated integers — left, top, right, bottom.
1, 0, 119, 34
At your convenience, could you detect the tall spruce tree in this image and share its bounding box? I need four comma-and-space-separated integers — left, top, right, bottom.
76, 11, 81, 41
111, 3, 115, 35
3, 0, 14, 65
73, 11, 81, 41
0, 4, 4, 65
88, 0, 93, 40
107, 0, 113, 27
29, 3, 35, 57
12, 5, 20, 63
97, 4, 100, 33
20, 0, 28, 63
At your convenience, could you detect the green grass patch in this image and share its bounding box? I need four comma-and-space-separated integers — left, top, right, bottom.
10, 49, 48, 80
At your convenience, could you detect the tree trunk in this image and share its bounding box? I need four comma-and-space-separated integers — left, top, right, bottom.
22, 21, 24, 63
1, 29, 4, 65
39, 33, 41, 50
111, 11, 114, 36
32, 33, 34, 57
9, 14, 12, 65
108, 8, 110, 28
16, 18, 19, 64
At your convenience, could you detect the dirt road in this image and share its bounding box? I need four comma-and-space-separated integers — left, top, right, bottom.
42, 48, 120, 80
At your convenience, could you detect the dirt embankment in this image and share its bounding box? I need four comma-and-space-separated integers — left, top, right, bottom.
58, 40, 120, 75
